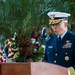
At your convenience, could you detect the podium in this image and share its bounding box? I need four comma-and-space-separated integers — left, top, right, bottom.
0, 62, 31, 75
0, 62, 68, 75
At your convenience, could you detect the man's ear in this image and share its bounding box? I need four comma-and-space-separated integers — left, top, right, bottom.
65, 22, 68, 27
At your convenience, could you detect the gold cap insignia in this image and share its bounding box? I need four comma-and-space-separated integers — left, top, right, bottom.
50, 14, 55, 20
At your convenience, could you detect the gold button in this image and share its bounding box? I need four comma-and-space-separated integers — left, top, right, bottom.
65, 56, 69, 61
54, 60, 56, 63
55, 53, 57, 56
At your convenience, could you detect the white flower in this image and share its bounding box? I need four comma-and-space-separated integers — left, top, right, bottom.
13, 52, 20, 58
12, 38, 15, 40
41, 45, 45, 49
12, 47, 19, 51
31, 38, 36, 43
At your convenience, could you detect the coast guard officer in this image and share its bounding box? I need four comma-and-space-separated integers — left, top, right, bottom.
43, 12, 75, 75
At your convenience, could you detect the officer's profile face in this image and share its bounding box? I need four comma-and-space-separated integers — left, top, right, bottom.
51, 21, 68, 36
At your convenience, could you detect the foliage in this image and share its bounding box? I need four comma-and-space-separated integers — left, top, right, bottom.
0, 0, 75, 36
0, 0, 49, 37
32, 45, 45, 62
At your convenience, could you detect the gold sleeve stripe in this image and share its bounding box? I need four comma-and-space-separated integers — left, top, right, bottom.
68, 67, 75, 75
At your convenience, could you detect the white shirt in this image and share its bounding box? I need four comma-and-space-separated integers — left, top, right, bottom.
58, 29, 68, 40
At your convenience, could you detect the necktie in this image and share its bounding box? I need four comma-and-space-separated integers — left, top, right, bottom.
58, 36, 61, 42
57, 36, 61, 47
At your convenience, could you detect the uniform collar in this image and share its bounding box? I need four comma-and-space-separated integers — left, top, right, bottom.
58, 29, 68, 40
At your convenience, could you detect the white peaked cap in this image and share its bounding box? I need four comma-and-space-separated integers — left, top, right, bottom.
47, 12, 71, 18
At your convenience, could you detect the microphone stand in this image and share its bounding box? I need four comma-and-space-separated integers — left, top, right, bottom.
24, 43, 34, 62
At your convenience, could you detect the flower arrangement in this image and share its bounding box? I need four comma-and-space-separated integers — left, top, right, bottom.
0, 46, 6, 62
4, 34, 19, 62
3, 29, 46, 62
